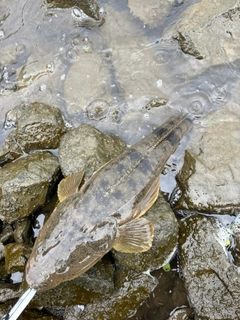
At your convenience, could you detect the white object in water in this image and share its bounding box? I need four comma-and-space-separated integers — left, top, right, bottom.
2, 288, 36, 320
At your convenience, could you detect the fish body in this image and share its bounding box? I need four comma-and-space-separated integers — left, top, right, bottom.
25, 114, 192, 292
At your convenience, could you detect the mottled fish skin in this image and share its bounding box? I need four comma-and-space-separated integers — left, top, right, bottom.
25, 114, 192, 292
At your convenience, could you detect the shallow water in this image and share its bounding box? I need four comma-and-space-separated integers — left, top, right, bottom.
0, 0, 238, 146
0, 0, 240, 319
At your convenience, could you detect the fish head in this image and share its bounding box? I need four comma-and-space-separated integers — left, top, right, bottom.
25, 201, 118, 292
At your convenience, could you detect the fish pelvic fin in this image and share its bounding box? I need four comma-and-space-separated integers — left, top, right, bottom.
113, 217, 154, 253
57, 171, 84, 202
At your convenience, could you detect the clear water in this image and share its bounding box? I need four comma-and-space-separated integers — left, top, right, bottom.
0, 0, 238, 146
0, 0, 240, 319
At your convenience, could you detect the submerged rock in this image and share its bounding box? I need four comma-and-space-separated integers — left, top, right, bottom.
0, 151, 60, 223
64, 51, 112, 115
58, 124, 126, 178
128, 0, 172, 28
163, 0, 240, 65
113, 194, 178, 273
179, 215, 240, 319
175, 103, 240, 213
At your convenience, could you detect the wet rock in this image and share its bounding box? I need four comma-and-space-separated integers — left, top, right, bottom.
113, 194, 178, 273
64, 267, 158, 320
130, 266, 191, 320
232, 232, 240, 267
58, 124, 126, 178
175, 103, 240, 213
3, 103, 26, 129
19, 309, 59, 320
163, 0, 240, 65
13, 218, 31, 243
144, 98, 168, 111
45, 307, 65, 319
15, 102, 66, 152
0, 151, 60, 223
71, 5, 105, 28
5, 243, 32, 274
24, 256, 114, 308
86, 99, 111, 121
45, 0, 102, 21
0, 224, 14, 243
0, 131, 23, 165
0, 243, 5, 261
3, 303, 59, 320
0, 283, 20, 303
230, 214, 240, 267
179, 215, 240, 319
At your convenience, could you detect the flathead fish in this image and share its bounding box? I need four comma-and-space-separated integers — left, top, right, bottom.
3, 113, 192, 320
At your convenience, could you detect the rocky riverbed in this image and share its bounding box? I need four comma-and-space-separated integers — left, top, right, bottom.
0, 1, 240, 320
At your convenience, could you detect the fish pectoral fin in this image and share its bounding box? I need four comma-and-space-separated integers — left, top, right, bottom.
57, 171, 84, 202
133, 176, 160, 219
113, 217, 154, 253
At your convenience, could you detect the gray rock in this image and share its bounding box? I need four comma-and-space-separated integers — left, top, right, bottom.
3, 103, 26, 129
0, 283, 20, 303
16, 102, 66, 152
232, 232, 240, 267
4, 243, 32, 274
163, 0, 240, 66
0, 131, 23, 166
179, 215, 240, 319
230, 214, 240, 267
13, 218, 31, 243
0, 243, 5, 261
0, 151, 60, 223
58, 124, 126, 178
64, 51, 113, 115
128, 0, 173, 29
175, 103, 240, 213
0, 261, 9, 283
64, 267, 158, 320
113, 194, 179, 273
0, 225, 14, 244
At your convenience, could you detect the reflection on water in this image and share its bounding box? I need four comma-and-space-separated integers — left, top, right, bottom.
0, 0, 239, 148
0, 0, 240, 318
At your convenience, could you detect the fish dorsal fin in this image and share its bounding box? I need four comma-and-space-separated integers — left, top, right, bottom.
113, 217, 154, 253
57, 171, 84, 202
133, 176, 160, 219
